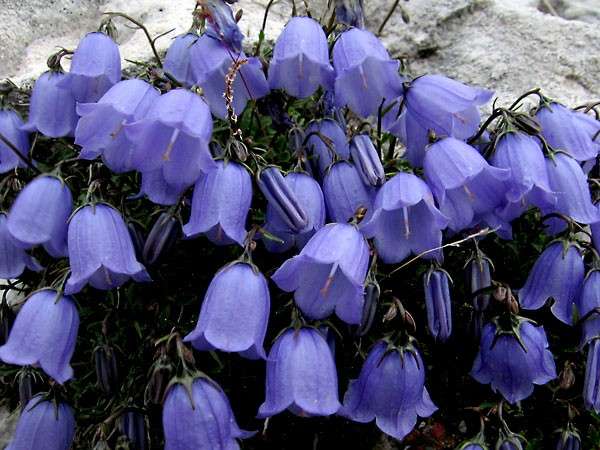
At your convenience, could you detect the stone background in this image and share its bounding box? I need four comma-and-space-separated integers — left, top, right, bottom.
0, 0, 599, 447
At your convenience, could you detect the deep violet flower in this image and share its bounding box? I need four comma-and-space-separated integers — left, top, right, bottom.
0, 108, 29, 172
0, 289, 79, 383
361, 172, 447, 264
268, 17, 334, 98
386, 74, 493, 167
258, 327, 340, 417
340, 339, 437, 440
305, 118, 350, 179
0, 213, 42, 279
518, 241, 584, 325
491, 132, 556, 221
536, 102, 600, 162
262, 171, 325, 253
75, 79, 159, 173
125, 88, 215, 189
22, 71, 78, 138
185, 262, 270, 359
163, 376, 252, 450
60, 31, 121, 103
183, 160, 252, 246
470, 317, 557, 404
190, 34, 269, 119
423, 267, 453, 342
332, 28, 403, 118
164, 32, 199, 87
7, 395, 75, 450
201, 0, 245, 53
423, 137, 510, 233
272, 223, 369, 324
65, 203, 151, 294
322, 161, 376, 224
349, 134, 385, 187
7, 175, 72, 258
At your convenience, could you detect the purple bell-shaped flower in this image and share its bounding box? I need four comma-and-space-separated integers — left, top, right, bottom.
262, 171, 325, 253
387, 74, 493, 167
190, 34, 269, 119
22, 71, 78, 138
7, 395, 75, 450
423, 137, 510, 233
185, 262, 270, 359
332, 28, 404, 118
138, 169, 187, 206
164, 32, 199, 87
304, 118, 350, 179
125, 88, 215, 190
423, 267, 453, 342
536, 102, 600, 162
491, 131, 556, 221
183, 160, 252, 246
61, 31, 121, 103
0, 108, 29, 173
579, 270, 600, 347
518, 241, 584, 325
7, 175, 72, 258
65, 203, 151, 294
75, 79, 159, 173
584, 338, 600, 414
361, 172, 448, 264
201, 0, 244, 53
470, 316, 557, 404
0, 213, 42, 279
163, 375, 252, 450
268, 17, 334, 99
349, 134, 385, 187
0, 289, 79, 384
272, 223, 369, 324
340, 339, 437, 440
323, 160, 376, 223
258, 327, 340, 417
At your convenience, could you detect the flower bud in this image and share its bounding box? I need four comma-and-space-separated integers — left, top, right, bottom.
18, 369, 34, 409
349, 134, 385, 187
356, 281, 379, 337
555, 426, 581, 450
558, 361, 575, 391
424, 268, 453, 342
258, 166, 309, 232
335, 0, 365, 28
142, 213, 180, 266
467, 254, 492, 312
118, 409, 148, 450
94, 345, 119, 395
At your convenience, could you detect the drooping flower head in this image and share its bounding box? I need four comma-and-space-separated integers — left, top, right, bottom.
340, 339, 437, 441
7, 395, 75, 450
183, 160, 252, 246
190, 34, 269, 119
423, 137, 510, 233
554, 426, 581, 450
22, 71, 78, 138
518, 240, 584, 325
117, 409, 148, 450
387, 74, 493, 167
125, 89, 215, 191
272, 223, 369, 324
536, 101, 600, 162
304, 118, 350, 179
333, 28, 404, 118
322, 161, 376, 224
349, 134, 385, 187
470, 315, 557, 404
423, 267, 453, 342
75, 79, 159, 173
7, 175, 73, 257
65, 203, 151, 294
163, 375, 252, 450
0, 107, 29, 173
185, 261, 270, 359
491, 131, 556, 221
268, 17, 334, 99
199, 0, 245, 53
258, 327, 340, 417
262, 171, 325, 253
0, 289, 79, 384
0, 213, 42, 279
60, 31, 121, 103
361, 172, 448, 264
142, 212, 180, 266
164, 32, 199, 87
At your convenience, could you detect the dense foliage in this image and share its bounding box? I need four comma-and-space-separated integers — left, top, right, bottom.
0, 1, 599, 449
